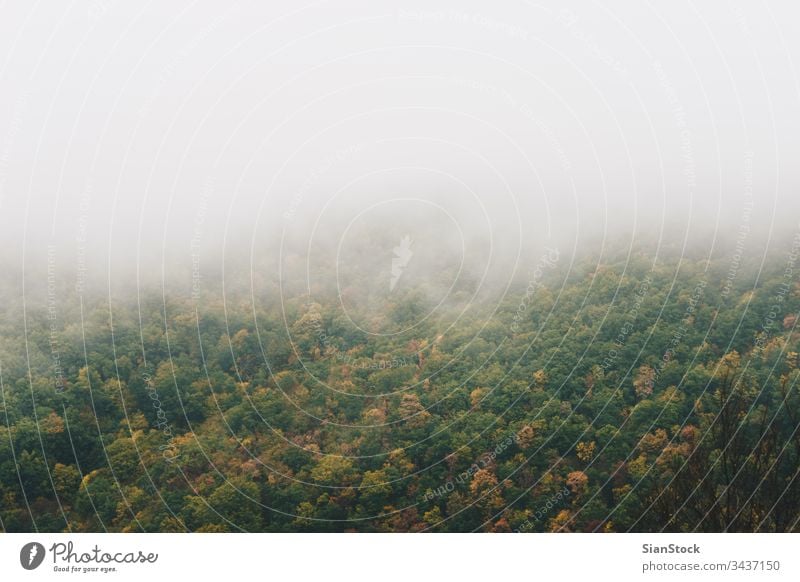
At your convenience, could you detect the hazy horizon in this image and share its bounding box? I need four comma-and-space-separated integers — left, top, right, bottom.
1, 1, 799, 281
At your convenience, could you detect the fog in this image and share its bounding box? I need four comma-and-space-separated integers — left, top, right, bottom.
1, 0, 799, 296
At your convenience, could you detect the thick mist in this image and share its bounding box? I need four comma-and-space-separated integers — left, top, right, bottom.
1, 0, 799, 300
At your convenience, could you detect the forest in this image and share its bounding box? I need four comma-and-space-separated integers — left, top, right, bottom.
1, 237, 799, 533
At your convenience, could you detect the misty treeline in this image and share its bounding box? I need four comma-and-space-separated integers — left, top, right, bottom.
1, 236, 799, 532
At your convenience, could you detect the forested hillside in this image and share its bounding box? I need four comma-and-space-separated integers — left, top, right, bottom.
1, 243, 799, 532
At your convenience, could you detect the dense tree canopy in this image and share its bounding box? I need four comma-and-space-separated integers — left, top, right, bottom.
1, 243, 799, 532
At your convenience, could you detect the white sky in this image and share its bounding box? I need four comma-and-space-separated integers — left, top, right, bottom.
0, 0, 798, 275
